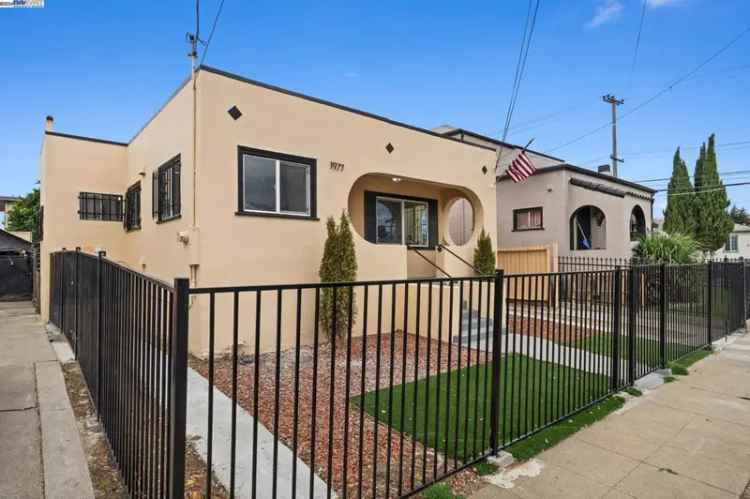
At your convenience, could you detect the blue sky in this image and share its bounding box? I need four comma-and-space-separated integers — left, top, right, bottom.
2, 0, 748, 216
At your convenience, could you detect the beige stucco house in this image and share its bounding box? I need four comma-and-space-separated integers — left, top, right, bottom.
714, 223, 750, 259
432, 127, 656, 261
39, 66, 502, 353
494, 163, 655, 259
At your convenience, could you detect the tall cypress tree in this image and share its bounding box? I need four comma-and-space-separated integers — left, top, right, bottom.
693, 134, 733, 252
318, 213, 358, 339
663, 148, 695, 236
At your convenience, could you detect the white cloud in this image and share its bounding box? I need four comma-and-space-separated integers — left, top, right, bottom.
587, 0, 624, 28
647, 0, 683, 7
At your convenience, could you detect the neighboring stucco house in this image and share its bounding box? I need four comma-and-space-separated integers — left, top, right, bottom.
39, 65, 500, 353
714, 223, 750, 259
494, 164, 655, 259
434, 127, 656, 260
0, 195, 20, 229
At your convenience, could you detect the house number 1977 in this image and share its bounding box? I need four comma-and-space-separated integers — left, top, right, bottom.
330, 161, 345, 172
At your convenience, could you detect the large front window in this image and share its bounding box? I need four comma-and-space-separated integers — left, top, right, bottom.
238, 147, 316, 218
375, 196, 429, 247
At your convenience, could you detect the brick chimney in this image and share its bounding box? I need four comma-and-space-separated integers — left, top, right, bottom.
45, 115, 54, 132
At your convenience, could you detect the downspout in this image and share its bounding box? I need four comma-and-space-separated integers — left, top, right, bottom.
190, 66, 199, 289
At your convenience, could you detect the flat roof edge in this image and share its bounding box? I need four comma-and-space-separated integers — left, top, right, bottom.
444, 128, 564, 162
198, 65, 498, 153
45, 131, 128, 147
496, 163, 657, 195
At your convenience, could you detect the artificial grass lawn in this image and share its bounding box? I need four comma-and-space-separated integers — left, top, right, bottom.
354, 354, 611, 462
423, 484, 464, 499
669, 348, 712, 375
572, 332, 699, 368
505, 395, 625, 460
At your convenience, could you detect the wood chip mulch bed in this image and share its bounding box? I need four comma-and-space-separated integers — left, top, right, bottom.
190, 332, 489, 498
507, 314, 602, 342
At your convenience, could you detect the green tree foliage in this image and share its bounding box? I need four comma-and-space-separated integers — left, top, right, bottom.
729, 205, 749, 225
473, 228, 495, 275
318, 212, 357, 339
6, 188, 40, 239
693, 134, 733, 252
663, 148, 695, 236
633, 232, 699, 264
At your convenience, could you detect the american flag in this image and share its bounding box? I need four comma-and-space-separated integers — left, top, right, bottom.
506, 150, 537, 183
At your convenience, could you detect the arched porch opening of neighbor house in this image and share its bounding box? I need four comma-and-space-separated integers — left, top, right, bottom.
347, 173, 484, 278
630, 205, 647, 241
570, 205, 607, 251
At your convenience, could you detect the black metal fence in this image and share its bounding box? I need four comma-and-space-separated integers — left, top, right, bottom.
48, 250, 748, 499
49, 250, 179, 499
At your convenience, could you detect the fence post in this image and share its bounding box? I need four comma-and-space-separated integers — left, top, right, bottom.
659, 264, 667, 369
489, 269, 504, 455
60, 249, 66, 335
707, 262, 713, 346
612, 267, 622, 390
742, 258, 748, 324
74, 247, 80, 358
96, 251, 106, 413
627, 267, 637, 385
169, 278, 190, 499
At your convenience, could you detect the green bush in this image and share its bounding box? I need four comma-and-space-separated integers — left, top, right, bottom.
318, 213, 357, 339
633, 232, 699, 264
473, 228, 495, 276
423, 484, 464, 499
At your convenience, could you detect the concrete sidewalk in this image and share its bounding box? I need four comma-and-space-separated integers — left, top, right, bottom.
0, 301, 94, 499
473, 330, 750, 499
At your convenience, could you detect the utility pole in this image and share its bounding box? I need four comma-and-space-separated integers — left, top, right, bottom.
187, 0, 199, 72
602, 94, 624, 177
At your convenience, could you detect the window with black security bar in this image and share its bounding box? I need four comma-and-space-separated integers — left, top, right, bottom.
153, 155, 181, 222
124, 181, 141, 231
78, 192, 123, 221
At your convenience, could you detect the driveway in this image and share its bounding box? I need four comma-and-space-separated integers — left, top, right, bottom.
473, 329, 750, 499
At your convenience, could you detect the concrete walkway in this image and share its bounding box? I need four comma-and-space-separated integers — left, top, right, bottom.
473, 329, 750, 499
0, 301, 94, 499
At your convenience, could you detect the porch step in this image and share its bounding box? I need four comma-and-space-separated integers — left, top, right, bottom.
452, 309, 494, 346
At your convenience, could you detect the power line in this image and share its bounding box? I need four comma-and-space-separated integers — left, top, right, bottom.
199, 0, 227, 67
655, 181, 750, 196
581, 140, 750, 165
545, 25, 750, 154
495, 0, 542, 172
633, 169, 750, 183
626, 0, 648, 95
502, 0, 541, 142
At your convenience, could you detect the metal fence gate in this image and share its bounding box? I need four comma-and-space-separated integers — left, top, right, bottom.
0, 253, 33, 301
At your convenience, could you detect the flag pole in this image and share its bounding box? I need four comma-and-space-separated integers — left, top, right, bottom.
496, 137, 536, 178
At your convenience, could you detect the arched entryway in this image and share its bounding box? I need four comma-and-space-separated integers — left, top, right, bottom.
630, 205, 646, 240
570, 205, 607, 250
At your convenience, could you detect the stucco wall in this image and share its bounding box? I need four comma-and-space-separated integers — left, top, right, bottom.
189, 69, 498, 354
713, 229, 750, 259
120, 80, 195, 284
39, 67, 499, 355
39, 135, 128, 320
497, 168, 653, 259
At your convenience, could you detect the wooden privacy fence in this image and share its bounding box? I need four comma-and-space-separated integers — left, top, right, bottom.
497, 244, 558, 302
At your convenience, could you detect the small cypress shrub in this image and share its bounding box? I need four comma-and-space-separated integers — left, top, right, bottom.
319, 213, 357, 339
473, 228, 495, 275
